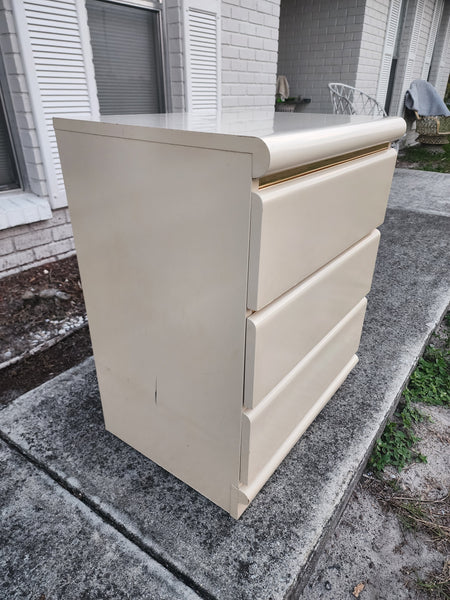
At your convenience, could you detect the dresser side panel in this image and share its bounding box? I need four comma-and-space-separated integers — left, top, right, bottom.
55, 128, 251, 513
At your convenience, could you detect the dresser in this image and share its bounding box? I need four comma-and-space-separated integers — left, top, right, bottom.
55, 111, 405, 518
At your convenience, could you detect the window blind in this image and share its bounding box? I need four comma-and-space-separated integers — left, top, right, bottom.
86, 0, 164, 115
0, 96, 19, 191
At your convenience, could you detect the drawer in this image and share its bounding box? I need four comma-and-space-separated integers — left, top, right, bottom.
244, 230, 379, 409
240, 298, 367, 488
248, 148, 396, 310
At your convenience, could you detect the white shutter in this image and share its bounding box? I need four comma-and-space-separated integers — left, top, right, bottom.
14, 0, 98, 208
377, 0, 403, 106
183, 0, 220, 112
434, 17, 450, 95
421, 0, 444, 79
397, 0, 425, 115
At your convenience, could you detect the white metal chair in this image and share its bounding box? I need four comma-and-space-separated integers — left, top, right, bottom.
328, 83, 387, 117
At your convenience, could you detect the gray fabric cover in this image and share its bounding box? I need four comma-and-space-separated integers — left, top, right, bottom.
404, 79, 450, 117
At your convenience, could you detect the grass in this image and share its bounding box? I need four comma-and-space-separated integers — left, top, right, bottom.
368, 313, 450, 474
398, 142, 450, 173
416, 559, 450, 600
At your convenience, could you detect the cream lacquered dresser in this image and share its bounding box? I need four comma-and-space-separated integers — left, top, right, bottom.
54, 111, 406, 518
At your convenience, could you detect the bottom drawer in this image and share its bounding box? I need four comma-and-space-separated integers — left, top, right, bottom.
240, 298, 367, 489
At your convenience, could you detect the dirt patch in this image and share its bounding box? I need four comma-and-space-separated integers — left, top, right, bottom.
0, 256, 92, 404
300, 315, 450, 599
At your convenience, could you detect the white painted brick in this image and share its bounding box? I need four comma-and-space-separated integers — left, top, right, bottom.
231, 32, 248, 46
248, 11, 266, 26
239, 47, 256, 60
2, 51, 23, 75
7, 74, 28, 94
0, 32, 19, 54
248, 36, 264, 49
52, 223, 73, 242
239, 21, 258, 36
0, 249, 34, 272
222, 45, 240, 58
231, 6, 248, 21
26, 162, 46, 182
15, 112, 35, 130
14, 228, 52, 251
33, 239, 73, 261
0, 238, 14, 256
0, 10, 14, 35
28, 178, 48, 198
10, 91, 32, 113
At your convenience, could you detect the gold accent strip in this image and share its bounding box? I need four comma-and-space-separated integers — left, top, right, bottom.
259, 143, 390, 189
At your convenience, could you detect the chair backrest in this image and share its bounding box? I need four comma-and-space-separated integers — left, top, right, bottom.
328, 83, 387, 117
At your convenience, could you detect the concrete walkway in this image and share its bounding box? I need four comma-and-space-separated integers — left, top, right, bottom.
1, 169, 449, 600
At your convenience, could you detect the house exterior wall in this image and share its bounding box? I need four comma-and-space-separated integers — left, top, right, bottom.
429, 0, 450, 96
0, 208, 74, 276
0, 0, 75, 277
0, 0, 48, 199
277, 0, 366, 114
354, 0, 390, 98
0, 0, 281, 278
388, 0, 446, 116
221, 0, 280, 108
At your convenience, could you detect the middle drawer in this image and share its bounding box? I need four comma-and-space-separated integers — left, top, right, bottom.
244, 229, 380, 409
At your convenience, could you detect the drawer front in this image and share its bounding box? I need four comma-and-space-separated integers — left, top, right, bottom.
240, 298, 367, 487
245, 230, 379, 409
248, 149, 396, 310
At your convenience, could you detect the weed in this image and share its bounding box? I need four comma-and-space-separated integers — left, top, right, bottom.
369, 420, 426, 473
404, 345, 450, 407
369, 313, 449, 474
416, 559, 450, 600
398, 142, 450, 173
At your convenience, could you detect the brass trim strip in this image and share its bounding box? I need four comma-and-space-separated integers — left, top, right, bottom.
258, 143, 390, 189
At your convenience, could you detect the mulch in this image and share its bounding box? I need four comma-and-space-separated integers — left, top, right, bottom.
0, 256, 92, 405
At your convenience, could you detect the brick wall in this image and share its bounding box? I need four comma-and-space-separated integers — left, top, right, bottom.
0, 0, 76, 279
0, 209, 75, 278
221, 0, 280, 109
354, 0, 390, 98
277, 0, 366, 114
0, 0, 47, 198
166, 0, 186, 112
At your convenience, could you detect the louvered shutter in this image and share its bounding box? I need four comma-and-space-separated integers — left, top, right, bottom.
184, 0, 220, 112
376, 0, 403, 106
85, 0, 164, 115
15, 0, 98, 208
421, 0, 444, 80
397, 0, 425, 115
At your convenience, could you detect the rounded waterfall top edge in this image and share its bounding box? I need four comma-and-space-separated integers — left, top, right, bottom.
53, 111, 406, 178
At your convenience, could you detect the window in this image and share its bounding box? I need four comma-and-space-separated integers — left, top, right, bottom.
86, 0, 165, 115
0, 94, 20, 192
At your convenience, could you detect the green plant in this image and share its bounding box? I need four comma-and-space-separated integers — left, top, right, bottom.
369, 314, 449, 473
369, 419, 427, 473
404, 346, 450, 407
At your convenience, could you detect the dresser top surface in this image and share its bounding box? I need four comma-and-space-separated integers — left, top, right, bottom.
97, 111, 380, 138
54, 111, 406, 177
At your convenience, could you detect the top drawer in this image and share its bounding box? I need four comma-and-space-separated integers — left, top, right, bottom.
248, 148, 397, 310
